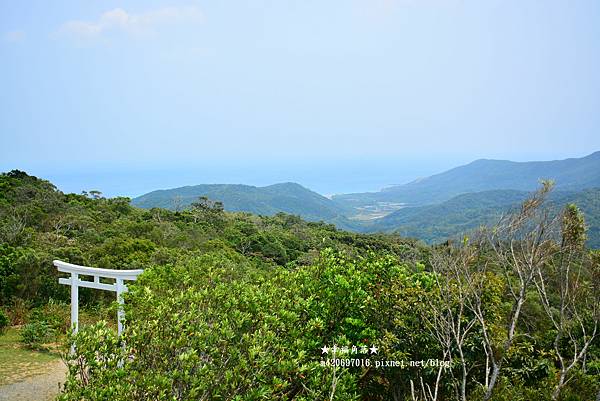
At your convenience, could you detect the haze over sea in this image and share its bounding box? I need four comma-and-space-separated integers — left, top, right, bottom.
8, 158, 455, 198
6, 150, 593, 199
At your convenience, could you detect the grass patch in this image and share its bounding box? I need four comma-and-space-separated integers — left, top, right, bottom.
0, 326, 62, 385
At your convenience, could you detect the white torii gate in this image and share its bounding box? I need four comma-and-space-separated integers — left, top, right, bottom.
54, 260, 143, 335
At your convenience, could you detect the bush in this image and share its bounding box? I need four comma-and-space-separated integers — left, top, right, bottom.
59, 322, 128, 401
0, 309, 9, 334
58, 250, 437, 400
20, 321, 53, 349
7, 297, 29, 325
29, 299, 70, 333
60, 252, 364, 400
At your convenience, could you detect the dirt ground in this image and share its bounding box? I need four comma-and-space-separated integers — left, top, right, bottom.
0, 359, 67, 401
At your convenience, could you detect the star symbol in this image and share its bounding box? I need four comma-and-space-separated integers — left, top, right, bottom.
321, 346, 329, 354
369, 345, 378, 354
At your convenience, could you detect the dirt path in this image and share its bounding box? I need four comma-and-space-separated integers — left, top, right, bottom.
0, 359, 67, 401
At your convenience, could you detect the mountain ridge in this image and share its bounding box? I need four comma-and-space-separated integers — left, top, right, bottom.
131, 152, 600, 247
334, 151, 600, 208
365, 187, 600, 248
131, 181, 360, 230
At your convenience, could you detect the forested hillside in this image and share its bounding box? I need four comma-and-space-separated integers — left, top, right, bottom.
368, 188, 600, 247
130, 153, 600, 248
1, 171, 599, 401
333, 151, 600, 208
132, 182, 359, 230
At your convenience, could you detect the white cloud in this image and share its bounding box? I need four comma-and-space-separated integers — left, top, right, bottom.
58, 6, 203, 39
3, 30, 25, 43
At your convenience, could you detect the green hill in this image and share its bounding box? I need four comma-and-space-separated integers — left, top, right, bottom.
127, 153, 600, 246
333, 151, 600, 209
367, 188, 600, 248
131, 182, 360, 230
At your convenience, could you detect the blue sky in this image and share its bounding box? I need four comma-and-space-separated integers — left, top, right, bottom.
1, 0, 599, 196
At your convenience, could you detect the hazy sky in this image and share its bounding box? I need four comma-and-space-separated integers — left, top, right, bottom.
1, 1, 599, 196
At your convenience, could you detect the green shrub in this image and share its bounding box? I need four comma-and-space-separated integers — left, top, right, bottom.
58, 250, 438, 400
29, 299, 70, 333
0, 309, 9, 334
7, 297, 30, 325
20, 321, 53, 349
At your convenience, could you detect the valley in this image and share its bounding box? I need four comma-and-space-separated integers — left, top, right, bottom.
132, 151, 600, 247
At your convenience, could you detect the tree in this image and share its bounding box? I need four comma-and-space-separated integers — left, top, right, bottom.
425, 242, 479, 401
474, 181, 558, 400
534, 204, 599, 400
190, 196, 225, 228
172, 195, 183, 213
88, 190, 103, 200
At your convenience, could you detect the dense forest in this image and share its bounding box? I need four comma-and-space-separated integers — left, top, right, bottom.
369, 188, 600, 247
131, 182, 360, 231
1, 170, 599, 400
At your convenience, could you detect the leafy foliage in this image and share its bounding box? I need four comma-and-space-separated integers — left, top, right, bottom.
0, 170, 598, 400
59, 249, 435, 400
20, 321, 53, 349
0, 309, 8, 334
